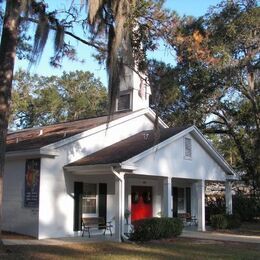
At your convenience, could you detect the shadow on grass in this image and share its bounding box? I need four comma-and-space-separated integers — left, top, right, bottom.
2, 238, 260, 259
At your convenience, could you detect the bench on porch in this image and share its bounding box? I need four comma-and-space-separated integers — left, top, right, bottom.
81, 217, 113, 238
178, 213, 197, 226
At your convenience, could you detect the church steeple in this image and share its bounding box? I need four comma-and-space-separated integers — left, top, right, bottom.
115, 66, 151, 112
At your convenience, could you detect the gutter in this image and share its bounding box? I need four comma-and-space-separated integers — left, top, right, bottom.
6, 148, 58, 159
63, 163, 136, 173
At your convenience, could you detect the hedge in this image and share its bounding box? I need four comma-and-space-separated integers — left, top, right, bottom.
210, 214, 241, 230
130, 217, 183, 242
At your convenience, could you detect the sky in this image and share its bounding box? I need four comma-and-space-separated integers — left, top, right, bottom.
14, 0, 221, 86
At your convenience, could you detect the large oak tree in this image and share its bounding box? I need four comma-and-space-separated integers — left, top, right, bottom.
153, 0, 260, 192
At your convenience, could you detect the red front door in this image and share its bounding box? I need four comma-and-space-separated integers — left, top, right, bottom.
131, 186, 153, 221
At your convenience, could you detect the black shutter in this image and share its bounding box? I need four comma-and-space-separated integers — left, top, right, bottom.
99, 183, 107, 228
172, 187, 178, 217
186, 187, 191, 214
74, 182, 83, 231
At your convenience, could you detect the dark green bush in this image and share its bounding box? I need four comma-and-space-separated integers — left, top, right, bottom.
206, 199, 226, 223
130, 217, 183, 242
226, 214, 241, 229
233, 194, 260, 221
210, 214, 228, 229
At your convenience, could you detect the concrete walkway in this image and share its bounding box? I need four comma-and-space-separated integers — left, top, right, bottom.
181, 230, 260, 244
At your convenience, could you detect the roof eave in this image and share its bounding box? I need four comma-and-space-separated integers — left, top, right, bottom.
6, 148, 58, 159
64, 163, 136, 173
191, 126, 238, 177
122, 125, 238, 178
123, 126, 194, 165
42, 109, 150, 150
146, 108, 169, 128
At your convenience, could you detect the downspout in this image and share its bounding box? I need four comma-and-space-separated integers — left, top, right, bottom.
111, 166, 129, 241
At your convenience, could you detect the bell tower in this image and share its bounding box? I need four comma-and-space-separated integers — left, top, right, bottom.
115, 66, 151, 112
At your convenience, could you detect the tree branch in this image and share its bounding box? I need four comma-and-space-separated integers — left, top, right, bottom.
205, 120, 225, 126
203, 128, 229, 134
21, 17, 107, 52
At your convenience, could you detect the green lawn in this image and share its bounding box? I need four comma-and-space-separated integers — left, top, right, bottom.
1, 238, 260, 260
220, 222, 260, 236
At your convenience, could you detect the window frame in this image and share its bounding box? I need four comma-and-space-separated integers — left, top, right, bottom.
116, 91, 132, 111
82, 183, 99, 218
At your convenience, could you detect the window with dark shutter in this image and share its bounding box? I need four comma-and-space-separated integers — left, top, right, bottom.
118, 93, 130, 111
82, 184, 98, 216
184, 137, 192, 159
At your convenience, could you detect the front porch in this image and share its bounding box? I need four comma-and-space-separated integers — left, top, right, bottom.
65, 167, 233, 241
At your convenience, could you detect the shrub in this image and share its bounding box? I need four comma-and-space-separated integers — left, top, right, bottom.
206, 199, 226, 223
233, 194, 260, 221
210, 214, 228, 229
226, 214, 241, 229
130, 217, 183, 242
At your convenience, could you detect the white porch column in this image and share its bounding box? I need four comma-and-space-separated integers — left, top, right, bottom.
121, 174, 125, 237
225, 181, 232, 214
114, 171, 125, 242
114, 178, 121, 241
163, 177, 173, 217
197, 180, 205, 231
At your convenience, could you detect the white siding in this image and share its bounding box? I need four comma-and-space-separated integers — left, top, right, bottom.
38, 114, 154, 239
133, 133, 227, 181
3, 159, 38, 237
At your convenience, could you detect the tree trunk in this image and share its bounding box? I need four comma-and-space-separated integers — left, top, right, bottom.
0, 0, 21, 241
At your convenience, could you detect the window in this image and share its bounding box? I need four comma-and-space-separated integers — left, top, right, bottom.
184, 137, 192, 159
82, 184, 98, 216
118, 93, 130, 111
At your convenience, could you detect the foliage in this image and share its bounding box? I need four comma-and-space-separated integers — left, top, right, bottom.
81, 0, 170, 113
210, 213, 242, 230
152, 0, 260, 191
10, 70, 107, 128
233, 194, 260, 221
130, 217, 183, 241
210, 214, 228, 229
205, 199, 226, 222
226, 214, 241, 229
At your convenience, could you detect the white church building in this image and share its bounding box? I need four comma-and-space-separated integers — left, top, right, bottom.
3, 68, 237, 240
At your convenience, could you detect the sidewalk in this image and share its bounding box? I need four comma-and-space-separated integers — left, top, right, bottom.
181, 230, 260, 244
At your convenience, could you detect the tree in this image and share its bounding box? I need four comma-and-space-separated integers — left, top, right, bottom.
83, 0, 170, 113
10, 70, 107, 128
0, 0, 169, 239
0, 0, 22, 237
160, 0, 260, 191
0, 0, 102, 240
59, 71, 107, 121
148, 60, 205, 127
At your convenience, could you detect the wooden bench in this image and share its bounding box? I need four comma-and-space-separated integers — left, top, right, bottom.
178, 213, 197, 226
82, 217, 113, 238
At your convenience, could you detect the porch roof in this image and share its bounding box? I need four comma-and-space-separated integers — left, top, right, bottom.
66, 127, 189, 167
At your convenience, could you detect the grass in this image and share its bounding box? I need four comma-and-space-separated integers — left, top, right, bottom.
211, 221, 260, 236
1, 238, 260, 259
